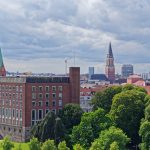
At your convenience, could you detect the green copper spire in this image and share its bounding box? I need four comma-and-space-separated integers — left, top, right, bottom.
0, 48, 4, 68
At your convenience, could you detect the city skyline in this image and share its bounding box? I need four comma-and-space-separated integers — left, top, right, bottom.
0, 0, 150, 73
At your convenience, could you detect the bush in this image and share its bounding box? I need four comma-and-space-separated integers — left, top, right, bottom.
1, 136, 14, 150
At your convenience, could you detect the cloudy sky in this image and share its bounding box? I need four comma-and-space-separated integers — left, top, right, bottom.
0, 0, 150, 74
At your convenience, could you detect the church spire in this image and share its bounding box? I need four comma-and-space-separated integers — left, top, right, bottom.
0, 48, 6, 76
105, 42, 115, 83
0, 48, 4, 68
107, 42, 113, 58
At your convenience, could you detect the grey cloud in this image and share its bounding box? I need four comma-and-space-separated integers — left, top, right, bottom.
0, 0, 150, 73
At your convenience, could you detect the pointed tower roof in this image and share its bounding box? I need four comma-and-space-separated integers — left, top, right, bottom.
108, 42, 113, 58
0, 48, 4, 68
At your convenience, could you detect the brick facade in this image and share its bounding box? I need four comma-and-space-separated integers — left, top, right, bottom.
0, 67, 80, 142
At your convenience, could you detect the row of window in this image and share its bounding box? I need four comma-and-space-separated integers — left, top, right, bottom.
32, 93, 62, 100
0, 100, 22, 106
0, 92, 22, 100
32, 86, 62, 92
31, 109, 59, 126
0, 85, 23, 92
0, 108, 22, 120
32, 100, 62, 107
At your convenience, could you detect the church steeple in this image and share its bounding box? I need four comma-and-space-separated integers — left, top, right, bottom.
0, 48, 6, 76
108, 42, 113, 58
105, 42, 115, 83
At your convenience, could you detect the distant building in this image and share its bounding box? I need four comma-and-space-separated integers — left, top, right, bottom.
105, 42, 115, 83
127, 74, 145, 86
80, 87, 93, 112
122, 64, 133, 78
0, 49, 6, 76
0, 67, 80, 142
141, 73, 150, 80
88, 67, 94, 80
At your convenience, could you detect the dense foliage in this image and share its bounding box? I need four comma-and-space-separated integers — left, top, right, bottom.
71, 108, 113, 148
109, 90, 145, 146
90, 126, 130, 150
59, 103, 84, 131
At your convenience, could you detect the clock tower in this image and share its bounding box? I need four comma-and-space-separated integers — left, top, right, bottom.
105, 42, 115, 83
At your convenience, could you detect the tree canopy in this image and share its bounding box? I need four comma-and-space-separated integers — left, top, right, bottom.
59, 103, 84, 131
71, 108, 113, 148
110, 90, 145, 147
90, 126, 130, 150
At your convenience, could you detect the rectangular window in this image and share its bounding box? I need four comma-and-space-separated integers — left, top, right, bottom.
52, 93, 56, 99
45, 101, 49, 107
59, 100, 62, 107
45, 109, 49, 114
52, 109, 56, 114
20, 86, 22, 92
58, 86, 62, 92
39, 101, 43, 107
58, 93, 62, 99
52, 86, 56, 92
32, 110, 36, 120
16, 86, 19, 92
39, 93, 43, 99
32, 101, 36, 107
39, 86, 43, 92
20, 110, 22, 120
38, 110, 43, 120
52, 100, 56, 107
45, 93, 49, 99
32, 93, 36, 99
32, 86, 36, 92
45, 86, 49, 92
12, 109, 15, 118
16, 109, 18, 119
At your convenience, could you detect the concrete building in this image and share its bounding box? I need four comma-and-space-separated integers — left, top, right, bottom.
80, 87, 93, 112
88, 67, 94, 80
121, 64, 133, 78
105, 42, 115, 83
0, 67, 80, 142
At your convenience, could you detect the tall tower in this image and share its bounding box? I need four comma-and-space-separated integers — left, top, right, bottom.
0, 48, 6, 76
105, 42, 115, 83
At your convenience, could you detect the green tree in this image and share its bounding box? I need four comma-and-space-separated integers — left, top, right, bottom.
139, 120, 150, 150
90, 126, 130, 150
73, 144, 84, 150
145, 104, 150, 121
32, 111, 65, 143
144, 95, 150, 107
109, 141, 119, 150
41, 140, 57, 150
54, 117, 65, 144
1, 136, 14, 150
91, 86, 122, 112
60, 103, 83, 131
29, 137, 41, 150
58, 141, 70, 150
40, 111, 56, 142
110, 90, 145, 147
71, 108, 113, 148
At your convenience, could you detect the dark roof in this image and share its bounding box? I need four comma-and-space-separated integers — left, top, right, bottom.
107, 42, 113, 58
91, 74, 108, 81
26, 76, 70, 83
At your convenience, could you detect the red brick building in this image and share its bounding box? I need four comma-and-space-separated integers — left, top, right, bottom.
0, 67, 80, 142
105, 42, 115, 83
